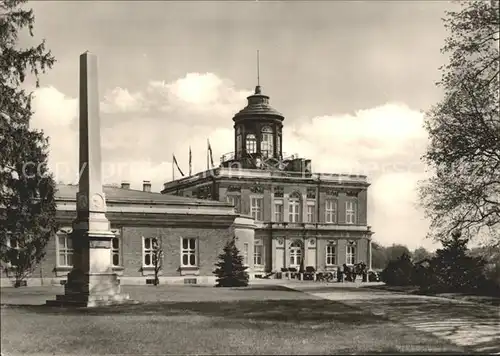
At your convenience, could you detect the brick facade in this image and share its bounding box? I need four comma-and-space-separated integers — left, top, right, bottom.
0, 185, 245, 287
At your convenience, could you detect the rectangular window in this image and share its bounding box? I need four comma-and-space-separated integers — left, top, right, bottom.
254, 242, 264, 266
243, 243, 249, 265
274, 199, 283, 222
181, 238, 197, 267
306, 201, 315, 223
57, 234, 73, 267
346, 245, 356, 265
251, 197, 263, 221
112, 237, 120, 267
288, 199, 300, 223
143, 237, 158, 267
226, 195, 241, 213
5, 235, 19, 268
325, 199, 337, 223
346, 200, 357, 224
326, 243, 337, 266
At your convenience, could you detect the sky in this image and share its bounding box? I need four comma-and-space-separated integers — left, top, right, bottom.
21, 0, 460, 251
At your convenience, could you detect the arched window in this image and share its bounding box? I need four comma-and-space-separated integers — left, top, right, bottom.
288, 191, 301, 223
289, 240, 303, 267
326, 241, 337, 266
346, 241, 357, 265
246, 133, 257, 154
260, 126, 274, 158
277, 135, 281, 157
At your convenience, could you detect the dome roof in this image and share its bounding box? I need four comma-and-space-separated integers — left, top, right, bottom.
233, 86, 284, 121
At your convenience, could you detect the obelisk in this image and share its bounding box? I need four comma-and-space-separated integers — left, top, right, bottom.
47, 52, 130, 307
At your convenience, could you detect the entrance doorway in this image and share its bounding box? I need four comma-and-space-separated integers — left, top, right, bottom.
289, 240, 303, 268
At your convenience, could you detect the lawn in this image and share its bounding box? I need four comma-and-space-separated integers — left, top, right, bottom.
362, 284, 500, 307
1, 285, 464, 355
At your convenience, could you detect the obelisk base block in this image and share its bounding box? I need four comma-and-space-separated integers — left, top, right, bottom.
46, 230, 134, 307
46, 270, 135, 307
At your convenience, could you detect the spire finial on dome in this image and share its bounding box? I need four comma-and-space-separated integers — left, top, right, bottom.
255, 50, 262, 94
257, 49, 260, 87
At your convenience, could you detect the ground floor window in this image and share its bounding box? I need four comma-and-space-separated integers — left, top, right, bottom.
112, 237, 120, 267
181, 238, 197, 267
143, 237, 158, 267
326, 242, 337, 266
57, 234, 73, 267
346, 242, 356, 265
289, 240, 303, 267
5, 234, 19, 268
254, 241, 264, 266
242, 243, 249, 265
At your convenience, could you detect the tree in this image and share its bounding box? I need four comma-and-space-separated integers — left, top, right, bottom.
213, 238, 249, 287
0, 0, 57, 286
371, 242, 388, 270
151, 238, 163, 286
430, 231, 489, 292
380, 252, 414, 286
412, 247, 433, 263
420, 0, 500, 244
385, 244, 412, 263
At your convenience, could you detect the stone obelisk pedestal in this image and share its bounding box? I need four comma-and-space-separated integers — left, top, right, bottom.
47, 52, 131, 307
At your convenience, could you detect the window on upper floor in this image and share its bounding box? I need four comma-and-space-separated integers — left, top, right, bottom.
260, 126, 274, 158
325, 199, 338, 223
181, 238, 197, 267
246, 133, 257, 154
251, 196, 263, 221
306, 200, 315, 223
288, 192, 301, 223
226, 195, 241, 213
346, 200, 357, 224
274, 199, 284, 222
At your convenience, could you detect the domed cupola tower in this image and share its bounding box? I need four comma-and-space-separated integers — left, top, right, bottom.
228, 84, 284, 168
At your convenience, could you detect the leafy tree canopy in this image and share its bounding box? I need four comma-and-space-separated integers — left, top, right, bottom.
420, 0, 500, 245
0, 0, 57, 284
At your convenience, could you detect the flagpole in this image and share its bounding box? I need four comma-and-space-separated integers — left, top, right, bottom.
189, 146, 192, 176
206, 139, 209, 170
172, 153, 174, 181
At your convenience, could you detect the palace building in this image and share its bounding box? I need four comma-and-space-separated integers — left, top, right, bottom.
1, 84, 372, 287
162, 85, 373, 276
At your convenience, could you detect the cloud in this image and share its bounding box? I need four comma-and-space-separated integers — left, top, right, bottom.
30, 73, 433, 250
101, 87, 145, 113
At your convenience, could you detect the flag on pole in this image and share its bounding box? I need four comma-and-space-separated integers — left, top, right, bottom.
207, 139, 214, 169
173, 154, 185, 177
189, 146, 192, 176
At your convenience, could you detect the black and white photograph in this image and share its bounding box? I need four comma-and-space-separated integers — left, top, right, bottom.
0, 0, 499, 354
